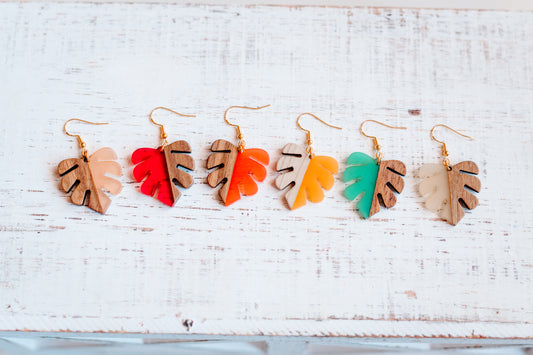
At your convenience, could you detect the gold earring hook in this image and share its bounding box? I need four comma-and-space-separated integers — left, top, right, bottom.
296, 113, 342, 158
430, 124, 474, 169
224, 104, 270, 152
149, 107, 196, 148
64, 118, 109, 159
360, 119, 406, 163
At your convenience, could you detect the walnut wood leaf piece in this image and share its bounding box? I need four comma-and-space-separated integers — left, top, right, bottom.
131, 140, 194, 207
275, 143, 338, 210
344, 152, 405, 219
206, 139, 269, 206
419, 161, 481, 225
58, 147, 123, 214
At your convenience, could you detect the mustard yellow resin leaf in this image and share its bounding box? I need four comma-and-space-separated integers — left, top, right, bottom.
276, 143, 338, 210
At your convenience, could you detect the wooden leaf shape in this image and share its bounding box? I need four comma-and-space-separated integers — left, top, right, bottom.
369, 160, 406, 217
419, 161, 481, 225
58, 147, 123, 214
344, 152, 405, 219
132, 140, 194, 207
206, 139, 269, 206
275, 143, 338, 210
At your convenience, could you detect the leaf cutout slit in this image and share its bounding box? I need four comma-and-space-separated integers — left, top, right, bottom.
59, 164, 79, 178
82, 190, 90, 207
277, 166, 294, 174
464, 183, 479, 193
66, 179, 81, 194
212, 177, 228, 188
458, 168, 476, 175
458, 198, 469, 209
377, 194, 386, 209
385, 181, 400, 194
386, 165, 406, 176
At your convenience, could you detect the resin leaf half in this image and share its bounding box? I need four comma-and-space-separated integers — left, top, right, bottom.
343, 152, 379, 218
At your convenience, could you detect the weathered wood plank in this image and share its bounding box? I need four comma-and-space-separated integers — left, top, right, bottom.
0, 3, 532, 337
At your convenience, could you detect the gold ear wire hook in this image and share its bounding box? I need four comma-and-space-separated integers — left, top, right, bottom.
64, 118, 109, 159
297, 113, 342, 158
149, 107, 196, 148
360, 120, 407, 163
430, 124, 474, 169
224, 104, 270, 152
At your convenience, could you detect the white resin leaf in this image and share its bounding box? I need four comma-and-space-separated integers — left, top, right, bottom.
418, 164, 451, 223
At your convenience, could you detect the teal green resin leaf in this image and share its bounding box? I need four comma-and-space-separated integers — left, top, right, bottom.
343, 152, 379, 219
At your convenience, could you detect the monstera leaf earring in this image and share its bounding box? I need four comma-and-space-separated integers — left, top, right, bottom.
344, 120, 407, 219
131, 107, 195, 207
206, 105, 270, 206
57, 119, 123, 214
275, 113, 342, 210
419, 124, 481, 225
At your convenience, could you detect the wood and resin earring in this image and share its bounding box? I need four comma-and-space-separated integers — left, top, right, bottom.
131, 107, 195, 207
57, 119, 123, 214
344, 120, 407, 219
206, 105, 270, 206
275, 113, 341, 210
419, 124, 481, 225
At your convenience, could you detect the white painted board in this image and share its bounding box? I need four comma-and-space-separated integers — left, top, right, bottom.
0, 3, 532, 338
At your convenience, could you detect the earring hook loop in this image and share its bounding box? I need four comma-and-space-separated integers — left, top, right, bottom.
430, 124, 474, 169
360, 119, 406, 163
149, 107, 196, 148
64, 118, 109, 159
224, 104, 270, 152
296, 113, 342, 158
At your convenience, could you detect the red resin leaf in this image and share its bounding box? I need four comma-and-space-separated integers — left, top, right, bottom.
225, 148, 269, 206
131, 147, 174, 206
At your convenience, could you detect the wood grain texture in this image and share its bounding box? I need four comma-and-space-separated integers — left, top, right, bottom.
368, 159, 406, 218
447, 161, 481, 226
206, 139, 238, 204
275, 143, 311, 209
1, 3, 533, 338
163, 140, 195, 202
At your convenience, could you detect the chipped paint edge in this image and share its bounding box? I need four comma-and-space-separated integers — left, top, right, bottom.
1, 319, 533, 339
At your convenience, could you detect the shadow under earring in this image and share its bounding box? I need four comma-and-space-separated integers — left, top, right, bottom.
275, 113, 341, 210
57, 119, 123, 214
419, 124, 481, 225
206, 105, 270, 206
131, 107, 195, 207
344, 120, 407, 219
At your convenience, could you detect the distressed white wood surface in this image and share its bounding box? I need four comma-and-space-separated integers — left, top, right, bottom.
0, 3, 532, 338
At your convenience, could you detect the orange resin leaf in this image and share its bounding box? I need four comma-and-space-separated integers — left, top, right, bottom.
206, 139, 269, 206
225, 148, 269, 206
